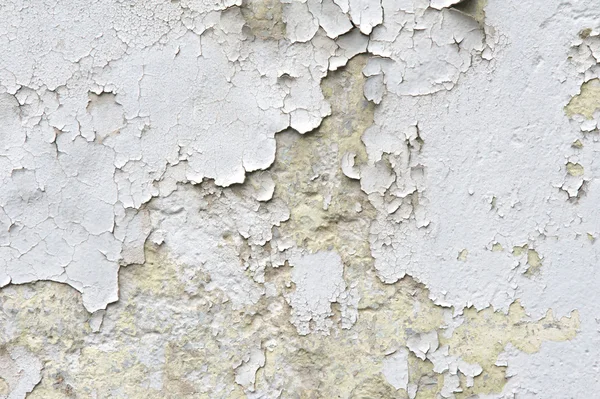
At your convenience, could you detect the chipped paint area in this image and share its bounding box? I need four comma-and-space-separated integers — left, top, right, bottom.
1, 0, 599, 398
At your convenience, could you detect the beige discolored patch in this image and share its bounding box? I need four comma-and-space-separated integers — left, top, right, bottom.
511, 244, 544, 275
241, 0, 286, 40
525, 248, 543, 275
566, 162, 585, 177
0, 240, 579, 398
565, 79, 600, 119
270, 55, 376, 274
0, 378, 8, 395
445, 302, 579, 397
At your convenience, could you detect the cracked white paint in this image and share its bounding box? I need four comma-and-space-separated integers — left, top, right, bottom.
1, 0, 600, 397
407, 330, 482, 394
287, 251, 348, 335
234, 346, 266, 392
381, 348, 409, 391
0, 2, 334, 312
0, 347, 42, 399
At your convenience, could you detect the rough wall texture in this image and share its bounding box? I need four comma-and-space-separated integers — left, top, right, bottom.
0, 0, 598, 397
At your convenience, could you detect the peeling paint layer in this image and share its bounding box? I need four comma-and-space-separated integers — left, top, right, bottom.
1, 0, 600, 398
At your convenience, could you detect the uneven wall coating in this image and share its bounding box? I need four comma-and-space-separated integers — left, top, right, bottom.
0, 0, 598, 398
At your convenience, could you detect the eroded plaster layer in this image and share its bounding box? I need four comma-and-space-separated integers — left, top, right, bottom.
1, 0, 599, 397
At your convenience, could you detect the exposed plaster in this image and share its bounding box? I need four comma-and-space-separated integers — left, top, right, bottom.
1, 0, 599, 397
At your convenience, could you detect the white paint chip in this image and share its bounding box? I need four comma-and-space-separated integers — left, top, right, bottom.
382, 348, 409, 391
287, 250, 347, 335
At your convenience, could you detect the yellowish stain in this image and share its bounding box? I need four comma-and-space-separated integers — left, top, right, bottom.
445, 302, 579, 397
565, 79, 600, 119
0, 378, 9, 396
511, 244, 543, 275
512, 244, 528, 257
567, 162, 585, 177
241, 0, 285, 40
525, 248, 543, 275
270, 55, 376, 291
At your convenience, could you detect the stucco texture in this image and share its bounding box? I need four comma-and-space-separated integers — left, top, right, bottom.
0, 0, 599, 398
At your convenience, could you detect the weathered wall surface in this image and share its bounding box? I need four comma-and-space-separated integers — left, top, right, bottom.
0, 0, 598, 397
